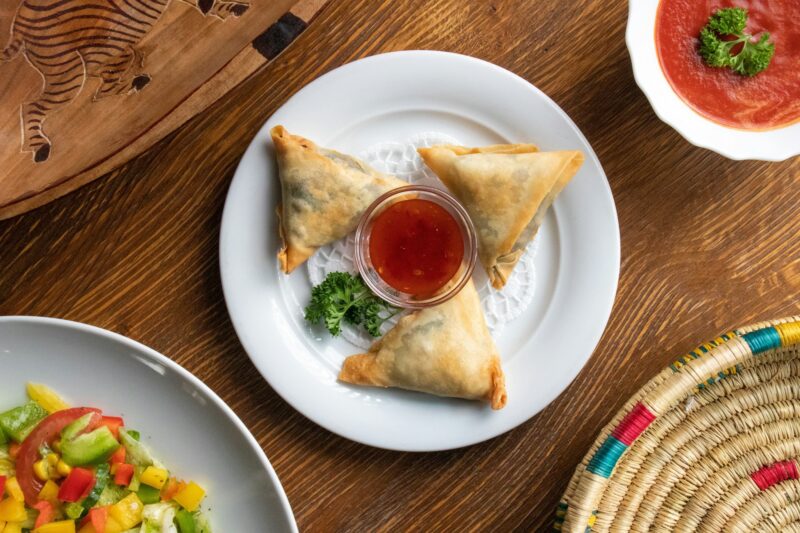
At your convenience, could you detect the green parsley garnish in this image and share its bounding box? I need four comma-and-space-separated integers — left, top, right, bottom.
699, 7, 775, 77
304, 272, 399, 337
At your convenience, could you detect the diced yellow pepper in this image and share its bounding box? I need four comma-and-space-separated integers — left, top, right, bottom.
33, 460, 50, 481
0, 520, 5, 531
26, 383, 70, 414
173, 481, 206, 512
45, 453, 59, 467
38, 480, 59, 503
139, 466, 168, 489
32, 520, 76, 533
108, 493, 143, 530
0, 497, 27, 522
104, 516, 124, 533
77, 515, 123, 533
5, 478, 23, 503
4, 523, 22, 533
56, 460, 71, 477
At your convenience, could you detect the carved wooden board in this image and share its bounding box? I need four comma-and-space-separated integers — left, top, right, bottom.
0, 0, 328, 220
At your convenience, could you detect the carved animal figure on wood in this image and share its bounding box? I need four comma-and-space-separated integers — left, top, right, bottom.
0, 0, 249, 162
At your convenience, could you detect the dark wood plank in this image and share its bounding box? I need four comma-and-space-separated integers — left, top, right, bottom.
0, 0, 333, 220
1, 0, 799, 530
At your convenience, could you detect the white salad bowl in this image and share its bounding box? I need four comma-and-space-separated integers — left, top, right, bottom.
626, 0, 800, 161
0, 316, 297, 533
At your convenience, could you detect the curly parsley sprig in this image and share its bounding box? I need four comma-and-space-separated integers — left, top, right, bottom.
304, 272, 399, 337
699, 7, 775, 77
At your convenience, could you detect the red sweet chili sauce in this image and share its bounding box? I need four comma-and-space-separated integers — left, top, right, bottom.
368, 199, 463, 296
655, 0, 800, 129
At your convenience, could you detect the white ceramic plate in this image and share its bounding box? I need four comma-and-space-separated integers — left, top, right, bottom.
220, 51, 620, 451
0, 316, 297, 533
626, 0, 800, 161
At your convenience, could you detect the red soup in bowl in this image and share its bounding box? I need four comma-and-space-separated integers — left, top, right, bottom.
656, 0, 800, 130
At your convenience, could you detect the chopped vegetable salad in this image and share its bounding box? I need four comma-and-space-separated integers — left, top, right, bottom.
0, 384, 210, 533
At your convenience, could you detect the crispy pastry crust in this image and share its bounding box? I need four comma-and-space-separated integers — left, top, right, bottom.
339, 281, 507, 409
271, 125, 404, 273
418, 144, 584, 289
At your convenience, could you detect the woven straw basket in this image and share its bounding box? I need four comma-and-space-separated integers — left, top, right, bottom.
555, 316, 800, 532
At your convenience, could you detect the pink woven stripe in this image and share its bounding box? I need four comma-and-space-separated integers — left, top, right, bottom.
751, 460, 799, 491
611, 402, 656, 446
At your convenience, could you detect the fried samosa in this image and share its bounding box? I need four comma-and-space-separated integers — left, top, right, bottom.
339, 281, 507, 409
271, 125, 406, 273
418, 144, 584, 289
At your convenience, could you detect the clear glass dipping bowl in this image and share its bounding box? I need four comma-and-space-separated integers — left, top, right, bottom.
355, 185, 477, 309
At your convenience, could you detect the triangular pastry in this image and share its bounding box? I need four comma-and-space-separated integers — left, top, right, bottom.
271, 125, 405, 273
418, 144, 584, 289
339, 281, 507, 409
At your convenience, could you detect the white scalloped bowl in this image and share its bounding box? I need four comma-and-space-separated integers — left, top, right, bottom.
626, 0, 800, 161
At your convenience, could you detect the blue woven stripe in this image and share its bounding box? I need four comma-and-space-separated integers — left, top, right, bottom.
742, 327, 782, 355
586, 436, 627, 479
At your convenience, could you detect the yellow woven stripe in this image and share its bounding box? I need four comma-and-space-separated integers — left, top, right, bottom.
776, 322, 800, 346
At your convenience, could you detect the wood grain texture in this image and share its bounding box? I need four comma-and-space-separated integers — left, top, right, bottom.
1, 0, 799, 530
0, 0, 332, 220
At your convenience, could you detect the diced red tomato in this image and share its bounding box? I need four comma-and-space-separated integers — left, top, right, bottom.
16, 407, 101, 506
89, 506, 109, 533
109, 446, 126, 465
58, 467, 96, 503
0, 475, 6, 497
161, 477, 184, 502
99, 416, 124, 439
33, 500, 55, 528
8, 443, 20, 459
114, 463, 134, 487
160, 477, 177, 501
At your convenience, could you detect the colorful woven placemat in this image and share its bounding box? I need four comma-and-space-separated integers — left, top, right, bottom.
556, 316, 800, 532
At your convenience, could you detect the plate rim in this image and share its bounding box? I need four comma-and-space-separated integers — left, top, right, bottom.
0, 315, 298, 533
220, 50, 621, 451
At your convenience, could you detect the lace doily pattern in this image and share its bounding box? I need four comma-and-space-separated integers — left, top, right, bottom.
307, 132, 539, 349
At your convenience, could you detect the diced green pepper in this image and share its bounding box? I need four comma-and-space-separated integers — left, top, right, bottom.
65, 501, 85, 519
175, 509, 197, 533
137, 483, 161, 504
81, 463, 111, 511
0, 426, 7, 445
0, 401, 47, 442
127, 429, 141, 441
61, 426, 120, 466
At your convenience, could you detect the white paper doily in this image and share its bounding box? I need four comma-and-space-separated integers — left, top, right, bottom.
307, 132, 539, 349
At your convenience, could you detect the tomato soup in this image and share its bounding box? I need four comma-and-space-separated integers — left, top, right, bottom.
368, 199, 464, 296
656, 0, 800, 129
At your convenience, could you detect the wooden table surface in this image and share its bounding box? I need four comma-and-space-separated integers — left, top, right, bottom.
2, 0, 799, 530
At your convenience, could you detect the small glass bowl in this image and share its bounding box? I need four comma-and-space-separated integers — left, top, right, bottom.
355, 185, 477, 309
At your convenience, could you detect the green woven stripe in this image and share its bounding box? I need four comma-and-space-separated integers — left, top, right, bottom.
586, 436, 627, 479
742, 327, 782, 354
